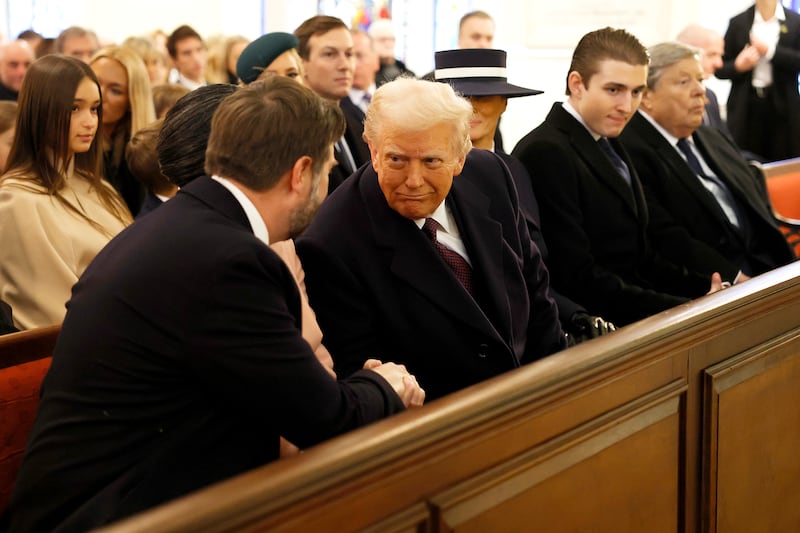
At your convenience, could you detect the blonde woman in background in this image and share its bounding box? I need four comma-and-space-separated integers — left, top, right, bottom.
90, 45, 156, 216
122, 36, 169, 86
206, 34, 248, 84
0, 56, 131, 329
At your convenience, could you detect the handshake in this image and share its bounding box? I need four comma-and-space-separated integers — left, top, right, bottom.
364, 359, 426, 408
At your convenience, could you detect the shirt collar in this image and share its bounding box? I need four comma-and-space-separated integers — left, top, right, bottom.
755, 3, 785, 23
178, 73, 206, 91
211, 175, 270, 245
638, 109, 683, 147
562, 100, 602, 140
414, 201, 453, 233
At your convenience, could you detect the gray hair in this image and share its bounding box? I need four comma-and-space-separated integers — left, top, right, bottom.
647, 41, 700, 89
364, 77, 473, 159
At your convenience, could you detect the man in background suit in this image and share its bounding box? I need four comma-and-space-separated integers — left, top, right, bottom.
295, 16, 369, 192
512, 28, 723, 327
297, 78, 565, 401
2, 77, 422, 533
676, 24, 730, 136
620, 42, 794, 281
339, 28, 378, 168
716, 0, 800, 161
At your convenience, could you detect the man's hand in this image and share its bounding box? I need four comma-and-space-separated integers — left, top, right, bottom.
365, 360, 425, 408
566, 312, 616, 346
735, 44, 761, 72
707, 272, 726, 294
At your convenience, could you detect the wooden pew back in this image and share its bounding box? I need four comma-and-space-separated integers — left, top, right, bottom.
94, 263, 800, 532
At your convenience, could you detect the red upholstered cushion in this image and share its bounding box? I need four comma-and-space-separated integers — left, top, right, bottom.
0, 356, 51, 512
766, 172, 800, 219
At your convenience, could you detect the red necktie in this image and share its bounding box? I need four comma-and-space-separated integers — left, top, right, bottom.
422, 218, 474, 295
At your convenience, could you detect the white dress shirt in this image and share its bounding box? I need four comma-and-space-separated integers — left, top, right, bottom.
751, 3, 785, 88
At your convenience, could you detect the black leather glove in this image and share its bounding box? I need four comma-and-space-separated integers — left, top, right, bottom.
565, 312, 615, 346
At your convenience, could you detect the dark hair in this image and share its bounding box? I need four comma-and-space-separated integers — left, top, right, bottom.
33, 38, 56, 58
55, 26, 99, 54
205, 76, 344, 191
17, 29, 42, 41
294, 16, 348, 60
166, 25, 203, 59
127, 119, 174, 195
566, 27, 649, 95
4, 55, 130, 228
157, 83, 238, 187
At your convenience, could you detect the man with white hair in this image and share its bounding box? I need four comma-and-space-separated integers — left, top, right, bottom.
297, 77, 564, 401
0, 40, 34, 101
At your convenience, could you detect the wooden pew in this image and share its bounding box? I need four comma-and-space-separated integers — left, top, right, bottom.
0, 325, 60, 512
95, 262, 800, 532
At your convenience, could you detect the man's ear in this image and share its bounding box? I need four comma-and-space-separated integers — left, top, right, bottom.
367, 139, 379, 171
452, 155, 466, 177
567, 71, 584, 98
640, 88, 654, 112
289, 155, 314, 193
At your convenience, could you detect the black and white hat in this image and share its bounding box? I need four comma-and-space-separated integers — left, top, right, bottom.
434, 48, 542, 98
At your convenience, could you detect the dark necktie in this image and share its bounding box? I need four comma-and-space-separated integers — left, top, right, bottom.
676, 138, 747, 232
597, 137, 631, 186
422, 218, 474, 295
335, 137, 356, 174
676, 138, 709, 178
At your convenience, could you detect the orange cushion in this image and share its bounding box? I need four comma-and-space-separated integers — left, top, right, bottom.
766, 172, 800, 219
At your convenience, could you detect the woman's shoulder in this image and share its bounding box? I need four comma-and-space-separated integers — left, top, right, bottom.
0, 174, 49, 204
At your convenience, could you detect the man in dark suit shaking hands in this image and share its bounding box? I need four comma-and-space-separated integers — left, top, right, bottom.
2, 77, 423, 533
512, 28, 724, 327
297, 77, 565, 401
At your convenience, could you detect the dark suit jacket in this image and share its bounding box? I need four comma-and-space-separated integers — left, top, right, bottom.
704, 88, 731, 137
511, 103, 710, 326
717, 6, 800, 157
296, 149, 565, 401
135, 191, 165, 219
2, 177, 404, 533
328, 98, 372, 194
620, 112, 794, 279
496, 151, 584, 322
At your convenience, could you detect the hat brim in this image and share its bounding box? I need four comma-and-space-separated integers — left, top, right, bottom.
439, 78, 543, 98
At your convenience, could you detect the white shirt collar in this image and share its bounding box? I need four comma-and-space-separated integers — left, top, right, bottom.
211, 175, 270, 245
177, 73, 206, 91
413, 201, 454, 234
562, 100, 602, 141
639, 109, 682, 147
755, 2, 785, 23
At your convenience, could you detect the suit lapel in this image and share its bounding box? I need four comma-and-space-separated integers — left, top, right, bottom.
692, 127, 776, 227
631, 115, 735, 229
449, 175, 511, 343
358, 167, 505, 343
551, 105, 640, 218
